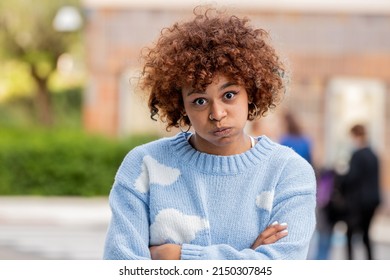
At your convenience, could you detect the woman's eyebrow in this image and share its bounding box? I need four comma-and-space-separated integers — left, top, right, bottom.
185, 82, 238, 96
219, 82, 238, 90
186, 89, 205, 96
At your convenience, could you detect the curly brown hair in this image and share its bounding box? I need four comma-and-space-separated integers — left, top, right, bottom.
140, 6, 286, 131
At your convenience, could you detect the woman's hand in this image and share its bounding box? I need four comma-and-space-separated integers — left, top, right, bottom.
149, 244, 182, 260
251, 222, 288, 249
149, 222, 287, 259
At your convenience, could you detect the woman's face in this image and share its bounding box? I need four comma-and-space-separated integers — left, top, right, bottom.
182, 74, 250, 155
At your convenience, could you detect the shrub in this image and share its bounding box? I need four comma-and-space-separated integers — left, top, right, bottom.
0, 127, 157, 196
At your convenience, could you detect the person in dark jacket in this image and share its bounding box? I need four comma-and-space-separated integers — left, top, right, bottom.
342, 124, 381, 260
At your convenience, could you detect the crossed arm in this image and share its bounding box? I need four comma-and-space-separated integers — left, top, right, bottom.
150, 222, 288, 260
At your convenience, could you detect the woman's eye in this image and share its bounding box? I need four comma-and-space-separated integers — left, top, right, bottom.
224, 91, 236, 100
193, 98, 207, 106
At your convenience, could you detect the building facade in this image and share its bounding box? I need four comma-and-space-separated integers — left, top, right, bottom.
81, 0, 390, 197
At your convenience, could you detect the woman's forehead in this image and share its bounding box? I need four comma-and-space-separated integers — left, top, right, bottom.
182, 75, 233, 94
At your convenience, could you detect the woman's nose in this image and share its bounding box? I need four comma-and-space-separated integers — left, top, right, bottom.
209, 102, 227, 121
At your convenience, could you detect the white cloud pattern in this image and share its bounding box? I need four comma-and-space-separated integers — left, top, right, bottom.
150, 208, 210, 245
255, 191, 274, 211
134, 155, 181, 193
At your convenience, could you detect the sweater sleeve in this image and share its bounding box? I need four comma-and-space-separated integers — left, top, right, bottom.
103, 149, 151, 260
181, 155, 317, 260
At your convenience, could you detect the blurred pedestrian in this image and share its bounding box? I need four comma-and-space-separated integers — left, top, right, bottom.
341, 124, 381, 260
279, 111, 312, 165
314, 166, 346, 259
313, 168, 336, 259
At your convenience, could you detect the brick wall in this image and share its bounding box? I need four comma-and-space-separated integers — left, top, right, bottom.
82, 7, 390, 191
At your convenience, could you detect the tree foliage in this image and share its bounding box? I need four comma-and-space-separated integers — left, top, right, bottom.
0, 0, 82, 125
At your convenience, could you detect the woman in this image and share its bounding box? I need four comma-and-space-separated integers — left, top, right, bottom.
103, 6, 316, 260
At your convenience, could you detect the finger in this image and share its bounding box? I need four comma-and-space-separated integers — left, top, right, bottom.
268, 221, 287, 229
251, 237, 263, 249
252, 229, 288, 248
262, 229, 288, 245
261, 223, 288, 238
251, 223, 288, 249
273, 222, 288, 232
254, 225, 287, 246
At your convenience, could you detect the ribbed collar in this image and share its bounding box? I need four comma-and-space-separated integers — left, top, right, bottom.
169, 132, 276, 175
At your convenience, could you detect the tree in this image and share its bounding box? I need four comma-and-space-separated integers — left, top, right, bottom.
0, 0, 82, 126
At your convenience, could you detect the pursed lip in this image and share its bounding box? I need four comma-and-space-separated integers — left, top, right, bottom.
211, 126, 232, 136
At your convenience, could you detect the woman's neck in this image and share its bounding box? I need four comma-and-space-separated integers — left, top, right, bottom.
189, 133, 254, 156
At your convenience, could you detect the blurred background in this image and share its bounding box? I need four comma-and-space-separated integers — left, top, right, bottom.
0, 0, 389, 260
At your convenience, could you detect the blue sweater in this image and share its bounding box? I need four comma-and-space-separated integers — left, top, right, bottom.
103, 132, 316, 260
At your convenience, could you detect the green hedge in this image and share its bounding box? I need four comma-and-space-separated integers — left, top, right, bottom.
0, 128, 157, 196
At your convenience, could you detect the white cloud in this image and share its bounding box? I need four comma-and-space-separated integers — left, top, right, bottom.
134, 155, 181, 193
255, 191, 274, 211
150, 208, 209, 245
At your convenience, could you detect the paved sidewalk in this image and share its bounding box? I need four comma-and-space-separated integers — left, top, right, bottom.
0, 196, 110, 260
1, 196, 390, 260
